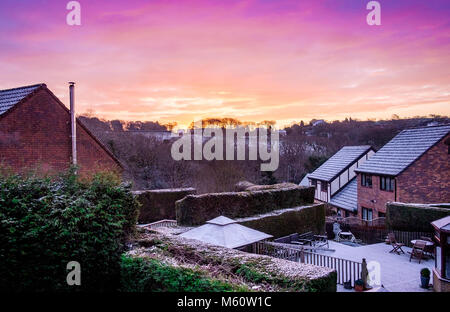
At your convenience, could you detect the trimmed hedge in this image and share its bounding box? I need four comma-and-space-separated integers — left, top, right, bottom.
176, 186, 315, 226
386, 202, 450, 232
131, 233, 337, 292
120, 256, 237, 292
133, 188, 196, 223
0, 170, 140, 292
238, 204, 326, 238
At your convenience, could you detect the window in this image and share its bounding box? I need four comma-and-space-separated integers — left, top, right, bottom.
311, 180, 317, 187
378, 212, 386, 218
380, 176, 395, 192
362, 207, 373, 221
361, 174, 372, 188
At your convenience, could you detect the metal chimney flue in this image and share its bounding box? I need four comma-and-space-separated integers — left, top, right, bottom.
69, 82, 77, 167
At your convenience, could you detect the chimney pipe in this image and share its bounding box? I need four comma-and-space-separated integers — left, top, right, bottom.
69, 82, 77, 167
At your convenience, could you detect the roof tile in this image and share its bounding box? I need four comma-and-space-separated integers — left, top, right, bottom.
308, 145, 372, 181
329, 178, 357, 212
0, 84, 44, 116
355, 125, 450, 176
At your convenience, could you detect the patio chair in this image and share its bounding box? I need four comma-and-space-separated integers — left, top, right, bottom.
313, 234, 329, 249
387, 233, 405, 255
333, 222, 342, 241
420, 236, 435, 258
409, 240, 427, 263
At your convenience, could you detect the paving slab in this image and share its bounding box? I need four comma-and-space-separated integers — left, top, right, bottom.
315, 241, 434, 292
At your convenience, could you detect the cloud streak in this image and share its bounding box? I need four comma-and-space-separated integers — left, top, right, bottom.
0, 0, 449, 127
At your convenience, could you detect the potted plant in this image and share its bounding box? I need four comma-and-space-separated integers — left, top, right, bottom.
420, 268, 431, 288
354, 279, 364, 292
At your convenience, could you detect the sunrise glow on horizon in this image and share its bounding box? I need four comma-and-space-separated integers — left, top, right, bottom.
1, 0, 449, 128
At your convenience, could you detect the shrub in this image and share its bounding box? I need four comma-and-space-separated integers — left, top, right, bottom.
119, 256, 235, 292
0, 169, 140, 292
420, 268, 430, 278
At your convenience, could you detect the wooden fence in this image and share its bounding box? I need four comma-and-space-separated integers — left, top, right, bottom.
392, 230, 432, 247
253, 241, 363, 287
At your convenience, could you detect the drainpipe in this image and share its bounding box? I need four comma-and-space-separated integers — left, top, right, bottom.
69, 82, 77, 168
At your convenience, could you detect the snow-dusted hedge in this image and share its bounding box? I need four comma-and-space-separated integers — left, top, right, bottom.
133, 188, 196, 224
0, 170, 139, 291
386, 202, 450, 232
176, 186, 315, 226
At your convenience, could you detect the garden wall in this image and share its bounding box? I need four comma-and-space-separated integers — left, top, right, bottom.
237, 204, 326, 238
175, 186, 315, 226
133, 188, 196, 223
386, 202, 450, 232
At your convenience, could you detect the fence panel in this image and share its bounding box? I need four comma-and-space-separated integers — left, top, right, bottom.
253, 242, 362, 286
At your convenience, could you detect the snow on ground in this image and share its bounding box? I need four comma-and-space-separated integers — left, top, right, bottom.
316, 241, 434, 292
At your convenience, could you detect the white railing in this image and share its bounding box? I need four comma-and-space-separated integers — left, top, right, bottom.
253, 241, 363, 287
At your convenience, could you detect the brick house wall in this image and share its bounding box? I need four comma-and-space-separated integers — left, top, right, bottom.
396, 134, 450, 203
356, 173, 395, 219
0, 88, 122, 175
357, 133, 450, 219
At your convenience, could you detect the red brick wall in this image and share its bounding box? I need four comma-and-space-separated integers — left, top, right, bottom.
0, 88, 121, 176
356, 174, 395, 218
396, 134, 450, 203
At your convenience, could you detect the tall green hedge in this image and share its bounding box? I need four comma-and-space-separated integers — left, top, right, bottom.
239, 204, 326, 238
133, 188, 196, 223
386, 202, 450, 232
176, 186, 315, 226
0, 170, 139, 292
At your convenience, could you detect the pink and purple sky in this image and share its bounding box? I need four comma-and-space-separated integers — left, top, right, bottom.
1, 0, 449, 128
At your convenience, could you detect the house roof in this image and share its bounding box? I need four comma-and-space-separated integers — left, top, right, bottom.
308, 145, 373, 182
0, 84, 44, 116
0, 83, 124, 170
179, 216, 273, 249
431, 216, 450, 233
329, 178, 357, 212
355, 125, 450, 176
299, 174, 310, 187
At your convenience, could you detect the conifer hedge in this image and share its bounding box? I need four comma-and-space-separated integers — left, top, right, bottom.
0, 170, 139, 292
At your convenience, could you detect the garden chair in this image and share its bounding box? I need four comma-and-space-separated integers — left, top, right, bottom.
420, 236, 435, 258
409, 240, 427, 263
313, 234, 329, 249
387, 233, 405, 254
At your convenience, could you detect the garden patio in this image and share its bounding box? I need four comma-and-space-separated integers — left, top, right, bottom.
315, 241, 435, 292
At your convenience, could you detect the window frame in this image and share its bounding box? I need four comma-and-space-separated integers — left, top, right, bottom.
361, 174, 372, 188
362, 207, 373, 221
380, 176, 395, 192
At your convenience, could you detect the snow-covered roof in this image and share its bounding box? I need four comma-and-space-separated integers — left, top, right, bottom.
329, 178, 357, 212
308, 146, 373, 182
179, 216, 272, 249
299, 174, 310, 186
355, 125, 450, 176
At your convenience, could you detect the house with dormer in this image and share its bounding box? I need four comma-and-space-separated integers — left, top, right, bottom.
306, 145, 375, 217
